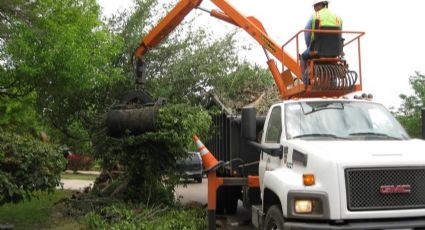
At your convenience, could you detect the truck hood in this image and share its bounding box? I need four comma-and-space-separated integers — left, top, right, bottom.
282, 139, 425, 220
290, 139, 425, 167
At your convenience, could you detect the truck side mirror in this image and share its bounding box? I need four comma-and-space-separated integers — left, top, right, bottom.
265, 145, 284, 159
248, 141, 283, 159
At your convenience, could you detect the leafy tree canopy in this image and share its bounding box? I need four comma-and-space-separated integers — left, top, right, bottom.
89, 0, 276, 202
1, 0, 124, 151
0, 0, 277, 205
396, 71, 425, 138
0, 0, 121, 203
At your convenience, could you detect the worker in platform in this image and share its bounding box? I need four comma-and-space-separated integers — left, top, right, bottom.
301, 0, 342, 84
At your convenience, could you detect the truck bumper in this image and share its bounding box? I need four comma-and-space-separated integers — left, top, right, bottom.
284, 218, 425, 230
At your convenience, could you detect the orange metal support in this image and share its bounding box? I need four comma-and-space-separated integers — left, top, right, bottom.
207, 172, 219, 230
209, 9, 237, 26
193, 134, 259, 230
134, 0, 365, 100
207, 172, 221, 210
248, 175, 260, 187
210, 0, 301, 77
267, 59, 288, 98
357, 38, 363, 90
134, 0, 203, 59
281, 29, 365, 98
134, 0, 301, 93
206, 171, 259, 230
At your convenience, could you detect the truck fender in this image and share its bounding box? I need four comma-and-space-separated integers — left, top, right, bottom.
262, 168, 304, 217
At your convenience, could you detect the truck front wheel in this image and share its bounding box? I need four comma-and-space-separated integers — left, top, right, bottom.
264, 205, 284, 230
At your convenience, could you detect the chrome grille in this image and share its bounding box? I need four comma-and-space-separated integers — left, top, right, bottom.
345, 167, 425, 211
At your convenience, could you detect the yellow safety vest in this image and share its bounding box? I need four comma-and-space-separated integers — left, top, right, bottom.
311, 8, 342, 44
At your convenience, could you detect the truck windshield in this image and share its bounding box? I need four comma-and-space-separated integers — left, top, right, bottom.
285, 101, 410, 140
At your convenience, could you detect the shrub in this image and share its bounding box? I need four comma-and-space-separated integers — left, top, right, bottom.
84, 203, 206, 230
92, 103, 211, 204
66, 153, 93, 172
0, 131, 66, 205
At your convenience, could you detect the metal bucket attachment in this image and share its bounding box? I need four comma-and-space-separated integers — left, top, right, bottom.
311, 63, 357, 91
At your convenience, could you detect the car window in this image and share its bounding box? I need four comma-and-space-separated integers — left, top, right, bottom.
285, 101, 409, 140
265, 107, 282, 143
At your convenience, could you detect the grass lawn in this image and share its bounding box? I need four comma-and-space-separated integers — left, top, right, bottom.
0, 190, 84, 230
61, 172, 98, 181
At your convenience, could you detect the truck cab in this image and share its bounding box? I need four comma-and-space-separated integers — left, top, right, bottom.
257, 98, 425, 230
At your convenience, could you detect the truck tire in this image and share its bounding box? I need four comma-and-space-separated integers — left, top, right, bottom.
264, 205, 284, 230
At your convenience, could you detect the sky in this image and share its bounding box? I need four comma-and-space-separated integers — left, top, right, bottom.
97, 0, 425, 109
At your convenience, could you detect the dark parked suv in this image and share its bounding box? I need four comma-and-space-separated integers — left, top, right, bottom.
177, 152, 203, 183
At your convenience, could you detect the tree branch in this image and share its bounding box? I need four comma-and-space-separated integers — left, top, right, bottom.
51, 120, 90, 142
0, 86, 34, 98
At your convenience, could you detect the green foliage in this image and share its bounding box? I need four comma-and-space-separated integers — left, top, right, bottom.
0, 132, 66, 205
211, 62, 278, 113
0, 93, 42, 133
92, 104, 210, 203
0, 190, 74, 229
396, 72, 425, 138
156, 103, 211, 148
1, 0, 275, 212
109, 0, 278, 109
145, 31, 241, 104
90, 0, 276, 205
84, 203, 206, 230
1, 0, 124, 153
61, 173, 98, 181
0, 0, 118, 206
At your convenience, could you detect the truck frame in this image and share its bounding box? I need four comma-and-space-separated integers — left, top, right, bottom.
113, 1, 425, 230
206, 97, 425, 230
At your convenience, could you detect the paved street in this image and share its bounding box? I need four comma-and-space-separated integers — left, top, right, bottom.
59, 179, 93, 191
58, 171, 98, 191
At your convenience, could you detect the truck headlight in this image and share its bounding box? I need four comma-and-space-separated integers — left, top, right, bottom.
294, 198, 323, 214
288, 192, 329, 219
295, 199, 313, 213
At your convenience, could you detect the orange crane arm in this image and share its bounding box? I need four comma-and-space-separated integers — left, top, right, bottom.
134, 0, 203, 59
209, 0, 301, 77
134, 0, 363, 99
134, 0, 301, 98
135, 0, 297, 68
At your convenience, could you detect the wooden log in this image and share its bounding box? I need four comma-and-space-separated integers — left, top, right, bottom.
106, 107, 158, 137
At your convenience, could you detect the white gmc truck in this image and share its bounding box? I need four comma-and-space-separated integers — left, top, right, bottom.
248, 98, 425, 230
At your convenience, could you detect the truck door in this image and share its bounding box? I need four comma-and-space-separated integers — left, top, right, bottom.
259, 106, 283, 190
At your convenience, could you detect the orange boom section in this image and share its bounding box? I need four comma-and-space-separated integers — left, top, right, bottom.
134, 0, 365, 99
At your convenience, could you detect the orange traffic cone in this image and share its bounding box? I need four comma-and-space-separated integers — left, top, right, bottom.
193, 135, 224, 173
